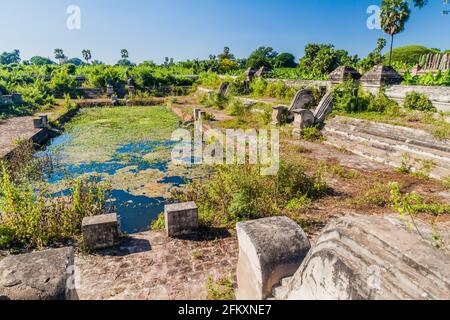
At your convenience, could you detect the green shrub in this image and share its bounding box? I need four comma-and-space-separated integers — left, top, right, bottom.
0, 161, 111, 249
151, 213, 165, 231
249, 78, 267, 97
300, 126, 324, 142
226, 99, 250, 117
332, 80, 359, 113
197, 72, 222, 89
201, 92, 228, 110
366, 92, 399, 113
403, 92, 436, 112
171, 162, 327, 227
207, 275, 235, 300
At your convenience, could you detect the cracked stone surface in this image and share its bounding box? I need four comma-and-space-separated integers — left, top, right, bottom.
75, 231, 238, 300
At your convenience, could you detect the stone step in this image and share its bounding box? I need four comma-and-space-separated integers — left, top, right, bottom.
324, 126, 450, 170
328, 116, 450, 154
324, 130, 450, 179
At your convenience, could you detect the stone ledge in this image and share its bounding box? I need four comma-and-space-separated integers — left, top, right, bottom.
0, 247, 76, 300
236, 216, 311, 300
284, 215, 450, 300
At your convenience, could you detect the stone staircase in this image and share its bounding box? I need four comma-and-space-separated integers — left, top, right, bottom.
323, 116, 450, 180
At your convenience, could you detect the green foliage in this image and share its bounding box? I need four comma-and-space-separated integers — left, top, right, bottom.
246, 46, 278, 69
358, 38, 387, 73
30, 56, 55, 66
197, 72, 223, 89
300, 126, 324, 142
380, 0, 411, 65
226, 99, 246, 116
332, 80, 360, 113
0, 50, 21, 65
364, 183, 391, 207
201, 92, 228, 110
383, 45, 438, 66
273, 53, 297, 68
249, 78, 296, 101
298, 44, 359, 79
171, 162, 327, 227
402, 70, 450, 86
390, 182, 450, 218
0, 161, 111, 249
151, 213, 165, 231
403, 92, 436, 112
207, 275, 235, 300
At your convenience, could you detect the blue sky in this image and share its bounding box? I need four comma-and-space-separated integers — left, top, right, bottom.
0, 0, 448, 64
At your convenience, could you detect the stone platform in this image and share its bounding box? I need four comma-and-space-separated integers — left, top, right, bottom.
75, 230, 238, 300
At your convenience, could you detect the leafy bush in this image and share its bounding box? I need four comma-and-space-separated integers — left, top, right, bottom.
171, 162, 327, 227
365, 91, 399, 113
197, 72, 223, 89
300, 126, 324, 141
298, 43, 359, 80
403, 92, 436, 112
151, 213, 165, 231
201, 92, 228, 110
0, 161, 111, 249
332, 80, 359, 113
249, 79, 296, 101
402, 70, 450, 86
226, 99, 252, 123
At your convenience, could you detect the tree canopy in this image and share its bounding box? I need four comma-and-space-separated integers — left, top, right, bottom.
0, 50, 21, 65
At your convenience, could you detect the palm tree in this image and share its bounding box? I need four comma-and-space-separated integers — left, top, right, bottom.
380, 0, 411, 66
54, 48, 66, 66
82, 49, 92, 64
120, 49, 129, 60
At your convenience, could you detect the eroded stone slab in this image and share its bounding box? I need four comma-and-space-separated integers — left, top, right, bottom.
236, 217, 311, 300
0, 247, 75, 300
284, 215, 450, 300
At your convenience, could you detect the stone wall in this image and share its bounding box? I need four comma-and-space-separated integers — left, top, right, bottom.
266, 78, 331, 90
385, 85, 450, 112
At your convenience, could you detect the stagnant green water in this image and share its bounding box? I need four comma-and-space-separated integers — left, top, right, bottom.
36, 106, 199, 234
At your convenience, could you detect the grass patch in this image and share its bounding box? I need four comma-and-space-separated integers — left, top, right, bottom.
206, 275, 235, 300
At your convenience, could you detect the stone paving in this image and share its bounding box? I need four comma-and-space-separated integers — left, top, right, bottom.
75, 231, 238, 300
0, 116, 45, 159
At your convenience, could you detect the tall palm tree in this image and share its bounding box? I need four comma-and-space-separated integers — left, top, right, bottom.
54, 48, 66, 66
82, 49, 92, 64
120, 49, 129, 60
380, 0, 411, 66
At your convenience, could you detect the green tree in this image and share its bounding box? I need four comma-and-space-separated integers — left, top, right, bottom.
54, 49, 66, 65
380, 0, 411, 66
82, 49, 92, 64
358, 38, 387, 72
273, 53, 297, 68
246, 47, 278, 69
0, 50, 21, 65
120, 49, 129, 60
30, 56, 54, 65
218, 47, 235, 61
298, 44, 358, 78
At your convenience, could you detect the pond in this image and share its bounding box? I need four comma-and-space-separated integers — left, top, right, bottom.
36, 106, 201, 234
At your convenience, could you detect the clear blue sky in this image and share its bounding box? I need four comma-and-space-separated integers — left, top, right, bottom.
0, 0, 448, 64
